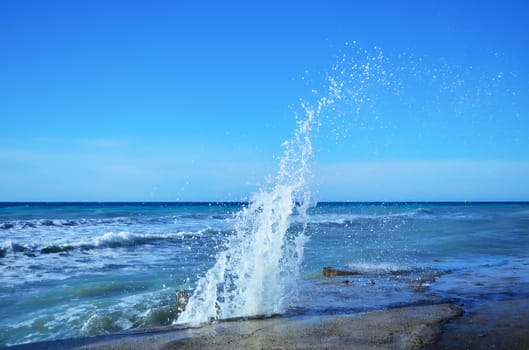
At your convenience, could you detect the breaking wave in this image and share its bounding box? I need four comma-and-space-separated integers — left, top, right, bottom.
0, 214, 230, 231
0, 229, 226, 258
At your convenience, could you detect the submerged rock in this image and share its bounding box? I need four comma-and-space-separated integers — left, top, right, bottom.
322, 267, 360, 277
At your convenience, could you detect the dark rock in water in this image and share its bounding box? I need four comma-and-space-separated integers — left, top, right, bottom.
322, 267, 360, 277
0, 222, 14, 230
40, 245, 75, 254
12, 243, 28, 253
176, 291, 190, 318
175, 290, 222, 321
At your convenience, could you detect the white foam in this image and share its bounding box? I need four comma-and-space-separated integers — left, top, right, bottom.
0, 239, 13, 250
92, 231, 135, 247
346, 262, 411, 274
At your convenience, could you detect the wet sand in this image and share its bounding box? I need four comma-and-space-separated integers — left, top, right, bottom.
5, 298, 529, 349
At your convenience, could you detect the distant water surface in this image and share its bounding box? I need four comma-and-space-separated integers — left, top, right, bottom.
1, 202, 528, 346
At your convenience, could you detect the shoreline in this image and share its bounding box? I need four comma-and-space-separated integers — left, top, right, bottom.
5, 298, 529, 350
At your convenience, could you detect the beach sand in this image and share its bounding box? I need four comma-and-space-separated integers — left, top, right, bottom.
8, 298, 528, 350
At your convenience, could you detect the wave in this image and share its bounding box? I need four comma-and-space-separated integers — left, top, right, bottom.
346, 262, 413, 275
0, 217, 140, 231
88, 230, 222, 248
302, 206, 509, 227
415, 208, 434, 215
507, 209, 529, 219
179, 213, 231, 220
0, 229, 227, 258
0, 240, 26, 258
0, 207, 449, 233
303, 209, 429, 227
0, 212, 233, 232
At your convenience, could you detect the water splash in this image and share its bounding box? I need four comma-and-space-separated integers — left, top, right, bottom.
175, 43, 389, 326
175, 110, 314, 325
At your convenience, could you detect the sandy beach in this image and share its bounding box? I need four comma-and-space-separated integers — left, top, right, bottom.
5, 297, 528, 350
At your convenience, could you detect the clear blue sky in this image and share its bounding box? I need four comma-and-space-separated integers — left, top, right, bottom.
1, 0, 528, 201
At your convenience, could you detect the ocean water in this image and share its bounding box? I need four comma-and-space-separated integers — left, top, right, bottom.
1, 201, 529, 346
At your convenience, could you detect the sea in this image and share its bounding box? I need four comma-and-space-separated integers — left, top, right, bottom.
1, 201, 529, 346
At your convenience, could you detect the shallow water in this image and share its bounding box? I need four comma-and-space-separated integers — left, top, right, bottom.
1, 202, 528, 346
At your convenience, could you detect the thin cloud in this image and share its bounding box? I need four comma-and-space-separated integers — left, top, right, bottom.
315, 160, 529, 201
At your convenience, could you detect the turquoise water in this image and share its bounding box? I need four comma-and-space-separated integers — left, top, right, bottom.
1, 201, 528, 346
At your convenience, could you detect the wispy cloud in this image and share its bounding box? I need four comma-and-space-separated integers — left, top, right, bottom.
0, 146, 273, 201
315, 160, 529, 201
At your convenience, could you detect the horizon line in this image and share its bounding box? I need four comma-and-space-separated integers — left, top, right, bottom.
1, 201, 528, 205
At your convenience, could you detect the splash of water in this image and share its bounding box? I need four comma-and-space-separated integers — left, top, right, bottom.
175, 108, 315, 325
175, 44, 387, 326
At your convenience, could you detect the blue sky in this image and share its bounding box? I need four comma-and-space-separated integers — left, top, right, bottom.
1, 0, 528, 201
